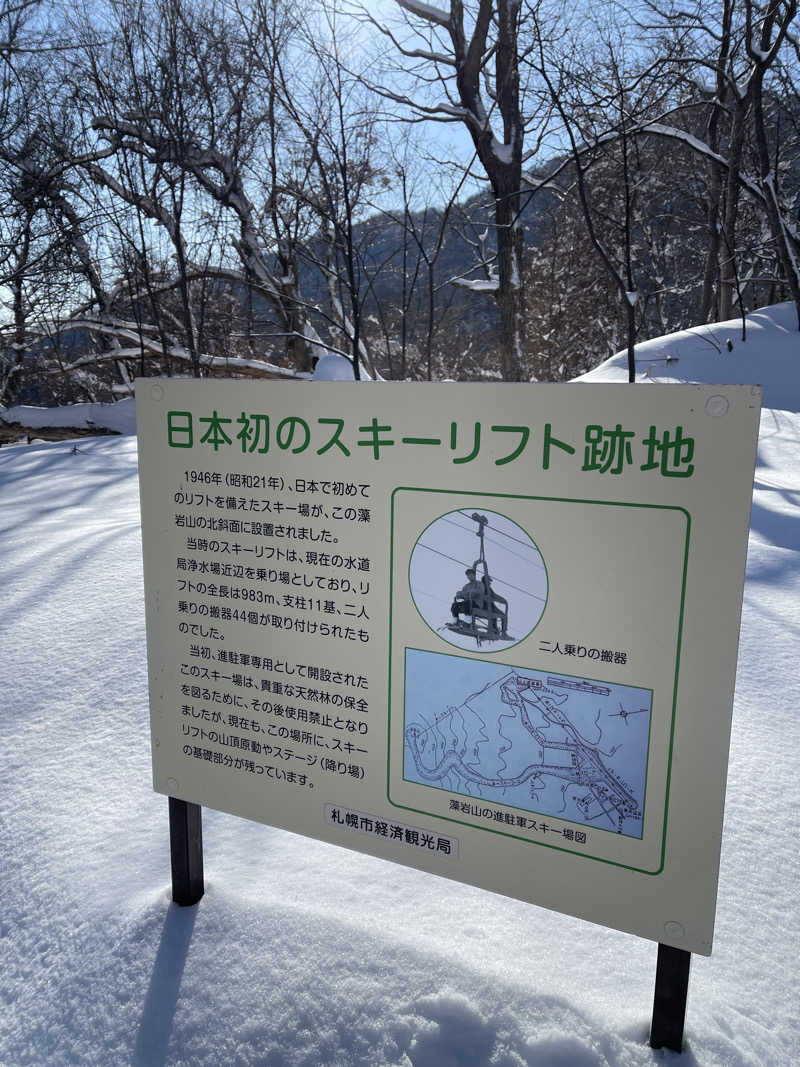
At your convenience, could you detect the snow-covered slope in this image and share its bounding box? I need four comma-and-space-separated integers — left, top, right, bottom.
579, 301, 800, 411
1, 306, 799, 1065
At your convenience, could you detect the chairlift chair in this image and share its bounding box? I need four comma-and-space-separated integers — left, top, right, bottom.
446, 513, 512, 646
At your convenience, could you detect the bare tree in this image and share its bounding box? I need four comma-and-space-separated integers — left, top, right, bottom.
530, 14, 683, 380
354, 0, 558, 380
68, 0, 332, 374
271, 2, 387, 377
632, 0, 800, 325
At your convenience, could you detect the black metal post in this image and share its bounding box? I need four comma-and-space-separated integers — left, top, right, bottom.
169, 797, 204, 906
649, 942, 691, 1052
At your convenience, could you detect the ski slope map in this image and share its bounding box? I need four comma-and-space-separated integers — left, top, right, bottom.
403, 650, 652, 839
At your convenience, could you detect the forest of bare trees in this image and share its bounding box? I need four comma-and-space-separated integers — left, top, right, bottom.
1, 0, 798, 404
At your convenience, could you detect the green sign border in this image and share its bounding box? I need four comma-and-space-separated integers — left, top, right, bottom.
387, 486, 691, 876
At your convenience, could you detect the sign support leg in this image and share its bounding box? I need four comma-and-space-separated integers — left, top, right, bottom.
649, 942, 691, 1052
169, 797, 204, 906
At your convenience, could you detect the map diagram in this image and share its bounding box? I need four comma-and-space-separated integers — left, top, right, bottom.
403, 650, 652, 838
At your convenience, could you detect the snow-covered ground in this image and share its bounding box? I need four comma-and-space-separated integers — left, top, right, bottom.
1, 306, 799, 1066
1, 395, 137, 436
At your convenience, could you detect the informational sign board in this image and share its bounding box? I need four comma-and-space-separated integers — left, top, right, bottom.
136, 379, 761, 955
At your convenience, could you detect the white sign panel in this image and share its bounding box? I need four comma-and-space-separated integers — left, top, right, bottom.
136, 379, 761, 954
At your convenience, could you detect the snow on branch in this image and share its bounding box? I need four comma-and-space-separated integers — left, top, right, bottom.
44, 337, 300, 381
353, 9, 455, 65
637, 122, 767, 207
396, 0, 451, 30
450, 276, 500, 292
354, 74, 468, 122
564, 113, 788, 239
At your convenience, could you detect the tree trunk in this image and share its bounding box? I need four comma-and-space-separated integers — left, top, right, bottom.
718, 98, 747, 322
752, 73, 800, 328
698, 0, 731, 324
494, 187, 525, 380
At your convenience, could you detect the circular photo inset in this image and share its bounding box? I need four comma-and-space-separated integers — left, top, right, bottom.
408, 508, 548, 651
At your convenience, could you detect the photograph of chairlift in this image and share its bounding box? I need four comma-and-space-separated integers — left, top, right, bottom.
408, 508, 548, 652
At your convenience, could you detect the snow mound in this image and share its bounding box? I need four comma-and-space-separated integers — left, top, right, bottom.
312, 353, 357, 380
577, 302, 800, 411
1, 396, 137, 434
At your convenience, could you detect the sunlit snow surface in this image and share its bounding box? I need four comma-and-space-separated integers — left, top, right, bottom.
2, 308, 799, 1065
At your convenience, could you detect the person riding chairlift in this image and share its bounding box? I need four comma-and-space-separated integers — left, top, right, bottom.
451, 567, 485, 622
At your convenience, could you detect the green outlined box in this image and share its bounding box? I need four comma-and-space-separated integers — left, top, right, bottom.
387, 487, 690, 875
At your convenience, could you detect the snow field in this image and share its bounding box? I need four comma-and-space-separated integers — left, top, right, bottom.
2, 306, 800, 1064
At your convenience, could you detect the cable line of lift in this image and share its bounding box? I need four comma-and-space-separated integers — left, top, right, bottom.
416, 542, 545, 601
411, 587, 453, 608
441, 515, 546, 571
457, 510, 546, 559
